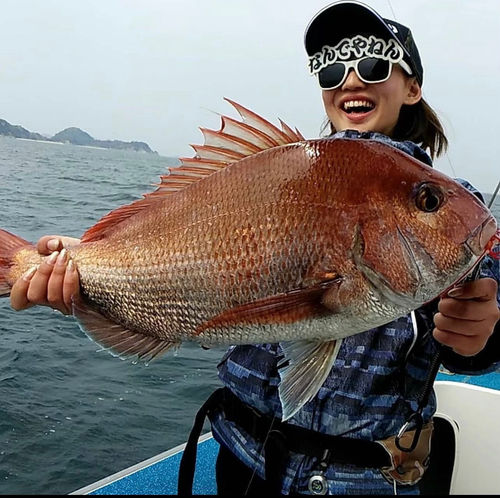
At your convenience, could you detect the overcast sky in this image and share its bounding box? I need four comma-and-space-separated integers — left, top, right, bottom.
1, 0, 498, 192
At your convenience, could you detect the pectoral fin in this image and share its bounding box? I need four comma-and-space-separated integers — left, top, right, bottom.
278, 339, 343, 421
195, 279, 341, 335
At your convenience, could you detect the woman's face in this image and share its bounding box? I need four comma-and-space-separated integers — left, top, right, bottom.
321, 64, 422, 136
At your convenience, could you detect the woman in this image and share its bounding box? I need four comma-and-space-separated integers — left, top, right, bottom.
10, 1, 500, 495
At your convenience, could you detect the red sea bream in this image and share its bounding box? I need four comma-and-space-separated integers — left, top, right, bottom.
1, 99, 498, 419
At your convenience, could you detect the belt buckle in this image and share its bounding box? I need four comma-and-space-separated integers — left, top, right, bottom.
308, 449, 329, 495
308, 475, 328, 495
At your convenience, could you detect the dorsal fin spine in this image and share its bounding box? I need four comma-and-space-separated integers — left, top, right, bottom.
223, 97, 292, 144
221, 116, 280, 148
200, 128, 263, 155
190, 144, 245, 161
81, 100, 304, 243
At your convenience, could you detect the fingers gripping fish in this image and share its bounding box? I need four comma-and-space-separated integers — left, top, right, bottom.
0, 99, 498, 420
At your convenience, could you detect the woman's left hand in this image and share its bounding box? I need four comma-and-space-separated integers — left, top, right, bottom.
433, 278, 500, 356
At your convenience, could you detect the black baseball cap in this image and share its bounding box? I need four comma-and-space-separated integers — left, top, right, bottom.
304, 1, 424, 86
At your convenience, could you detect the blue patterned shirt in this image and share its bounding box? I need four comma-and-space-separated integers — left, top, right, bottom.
209, 131, 500, 495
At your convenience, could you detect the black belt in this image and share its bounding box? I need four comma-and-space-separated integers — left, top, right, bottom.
223, 387, 391, 467
178, 387, 391, 495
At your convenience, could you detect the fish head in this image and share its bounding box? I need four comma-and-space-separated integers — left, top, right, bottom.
386, 153, 497, 303
339, 140, 497, 309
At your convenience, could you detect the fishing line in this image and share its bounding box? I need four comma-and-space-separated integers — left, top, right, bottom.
386, 0, 459, 181
243, 4, 495, 495
386, 0, 397, 20
445, 151, 458, 178
244, 412, 279, 495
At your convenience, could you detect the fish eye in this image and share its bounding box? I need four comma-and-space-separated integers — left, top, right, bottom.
415, 184, 444, 213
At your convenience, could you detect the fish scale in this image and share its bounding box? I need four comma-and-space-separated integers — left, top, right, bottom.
0, 99, 498, 420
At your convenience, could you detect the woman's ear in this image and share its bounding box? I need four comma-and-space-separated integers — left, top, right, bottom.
405, 79, 422, 105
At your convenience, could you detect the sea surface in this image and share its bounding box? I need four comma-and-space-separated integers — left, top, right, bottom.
0, 137, 499, 495
0, 137, 224, 495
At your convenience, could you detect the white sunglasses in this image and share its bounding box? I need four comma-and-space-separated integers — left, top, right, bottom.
318, 57, 413, 90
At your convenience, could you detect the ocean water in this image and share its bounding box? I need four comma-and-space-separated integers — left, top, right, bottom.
0, 137, 498, 495
0, 137, 224, 495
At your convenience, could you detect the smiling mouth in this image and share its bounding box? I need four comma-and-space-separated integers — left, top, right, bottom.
342, 99, 376, 115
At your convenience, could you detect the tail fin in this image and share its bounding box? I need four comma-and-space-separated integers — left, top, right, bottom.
0, 229, 33, 297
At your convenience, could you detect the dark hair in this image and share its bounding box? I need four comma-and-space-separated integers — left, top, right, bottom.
320, 97, 449, 160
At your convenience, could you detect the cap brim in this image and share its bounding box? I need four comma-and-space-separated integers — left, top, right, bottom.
304, 1, 412, 63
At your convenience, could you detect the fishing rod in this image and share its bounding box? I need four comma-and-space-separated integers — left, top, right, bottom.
488, 179, 500, 209
245, 0, 499, 488
386, 0, 500, 459
466, 179, 500, 281
397, 181, 500, 454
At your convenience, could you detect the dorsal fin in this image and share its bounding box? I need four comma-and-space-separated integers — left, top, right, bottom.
81, 99, 304, 243
279, 118, 306, 142
219, 115, 280, 148
224, 98, 301, 144
190, 144, 245, 161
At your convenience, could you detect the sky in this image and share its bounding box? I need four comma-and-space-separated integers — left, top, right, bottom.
1, 0, 499, 193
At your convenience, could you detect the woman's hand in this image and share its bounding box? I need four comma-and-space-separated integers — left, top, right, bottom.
10, 236, 81, 315
434, 278, 500, 356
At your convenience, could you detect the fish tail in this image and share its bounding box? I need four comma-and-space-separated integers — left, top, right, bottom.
0, 229, 34, 297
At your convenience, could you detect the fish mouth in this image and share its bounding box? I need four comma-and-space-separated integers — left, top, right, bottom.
466, 217, 498, 256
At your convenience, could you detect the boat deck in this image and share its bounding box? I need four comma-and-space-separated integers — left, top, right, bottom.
71, 371, 500, 495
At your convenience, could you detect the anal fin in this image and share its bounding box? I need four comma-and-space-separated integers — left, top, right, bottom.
72, 299, 179, 364
278, 339, 343, 421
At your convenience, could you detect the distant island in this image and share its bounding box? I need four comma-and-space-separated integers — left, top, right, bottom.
0, 118, 157, 154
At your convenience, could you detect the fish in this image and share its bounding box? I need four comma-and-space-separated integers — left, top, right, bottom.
0, 99, 499, 420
